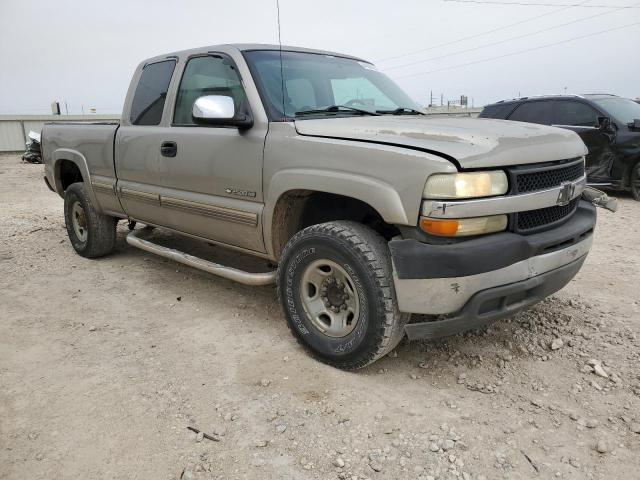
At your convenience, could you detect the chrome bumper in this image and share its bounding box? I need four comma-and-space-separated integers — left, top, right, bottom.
393, 234, 592, 315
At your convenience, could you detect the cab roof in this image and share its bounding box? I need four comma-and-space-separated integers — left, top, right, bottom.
143, 43, 369, 65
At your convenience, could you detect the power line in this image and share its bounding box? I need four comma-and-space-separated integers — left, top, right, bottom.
382, 1, 635, 71
375, 0, 591, 63
443, 0, 639, 7
392, 22, 640, 79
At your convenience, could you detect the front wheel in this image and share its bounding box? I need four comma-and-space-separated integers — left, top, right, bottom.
64, 182, 117, 258
277, 221, 408, 370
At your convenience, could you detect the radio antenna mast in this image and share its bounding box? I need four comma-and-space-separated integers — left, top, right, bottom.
276, 0, 287, 119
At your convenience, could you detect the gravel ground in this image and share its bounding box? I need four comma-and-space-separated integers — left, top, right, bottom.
1, 153, 639, 480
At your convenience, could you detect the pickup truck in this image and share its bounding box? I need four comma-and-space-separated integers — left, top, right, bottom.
42, 44, 609, 370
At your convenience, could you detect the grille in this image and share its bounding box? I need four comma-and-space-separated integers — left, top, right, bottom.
514, 159, 584, 194
516, 198, 579, 233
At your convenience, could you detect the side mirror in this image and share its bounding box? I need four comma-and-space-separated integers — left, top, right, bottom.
192, 95, 253, 128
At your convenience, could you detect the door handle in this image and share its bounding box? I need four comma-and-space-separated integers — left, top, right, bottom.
160, 141, 177, 157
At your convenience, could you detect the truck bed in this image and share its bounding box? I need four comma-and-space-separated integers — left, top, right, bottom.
42, 121, 120, 184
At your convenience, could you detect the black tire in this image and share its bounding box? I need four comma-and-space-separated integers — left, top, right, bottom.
630, 161, 640, 201
277, 221, 409, 370
64, 182, 117, 258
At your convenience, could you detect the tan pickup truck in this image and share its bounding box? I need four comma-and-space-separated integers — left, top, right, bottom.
42, 44, 613, 369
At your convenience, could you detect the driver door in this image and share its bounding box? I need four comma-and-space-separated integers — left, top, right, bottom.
156, 54, 268, 253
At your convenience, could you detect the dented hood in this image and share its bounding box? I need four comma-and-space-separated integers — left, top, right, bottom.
294, 116, 587, 168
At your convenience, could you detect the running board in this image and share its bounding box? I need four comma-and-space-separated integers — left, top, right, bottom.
126, 228, 277, 286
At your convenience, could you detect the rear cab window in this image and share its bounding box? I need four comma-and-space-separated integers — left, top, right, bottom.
508, 101, 553, 125
130, 60, 176, 125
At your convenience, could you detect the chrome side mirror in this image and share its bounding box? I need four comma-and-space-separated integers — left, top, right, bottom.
192, 95, 253, 128
193, 95, 235, 120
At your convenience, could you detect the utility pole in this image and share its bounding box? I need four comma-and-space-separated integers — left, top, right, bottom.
64, 101, 69, 115
440, 94, 443, 107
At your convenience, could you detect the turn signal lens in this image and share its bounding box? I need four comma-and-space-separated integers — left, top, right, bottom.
424, 171, 508, 199
420, 215, 507, 237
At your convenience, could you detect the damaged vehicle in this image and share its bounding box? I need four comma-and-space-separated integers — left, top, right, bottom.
480, 94, 640, 200
42, 45, 614, 369
22, 131, 42, 164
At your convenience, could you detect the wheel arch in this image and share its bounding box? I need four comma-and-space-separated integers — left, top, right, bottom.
52, 148, 102, 212
264, 169, 410, 260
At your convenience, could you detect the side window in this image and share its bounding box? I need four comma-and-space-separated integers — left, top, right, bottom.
174, 55, 247, 125
553, 101, 599, 127
130, 60, 176, 126
479, 103, 516, 119
508, 101, 553, 124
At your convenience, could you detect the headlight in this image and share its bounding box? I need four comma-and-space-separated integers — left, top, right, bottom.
424, 171, 508, 199
420, 215, 508, 237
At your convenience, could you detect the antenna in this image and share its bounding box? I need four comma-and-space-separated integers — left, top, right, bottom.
276, 0, 287, 120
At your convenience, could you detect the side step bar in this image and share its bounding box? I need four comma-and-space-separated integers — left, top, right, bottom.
126, 228, 277, 286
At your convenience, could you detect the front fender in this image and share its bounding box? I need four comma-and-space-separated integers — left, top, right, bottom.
263, 168, 410, 259
266, 168, 409, 224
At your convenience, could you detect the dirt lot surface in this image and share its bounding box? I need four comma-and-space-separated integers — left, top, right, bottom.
1, 153, 639, 480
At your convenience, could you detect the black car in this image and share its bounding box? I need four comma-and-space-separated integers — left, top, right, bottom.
480, 94, 640, 200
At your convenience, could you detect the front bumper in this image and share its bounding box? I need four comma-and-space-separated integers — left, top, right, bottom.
390, 201, 596, 338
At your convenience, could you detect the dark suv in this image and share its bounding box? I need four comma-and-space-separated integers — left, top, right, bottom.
480, 94, 640, 200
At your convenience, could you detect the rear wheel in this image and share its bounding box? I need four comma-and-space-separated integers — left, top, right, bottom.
630, 162, 640, 201
64, 182, 117, 258
277, 221, 408, 370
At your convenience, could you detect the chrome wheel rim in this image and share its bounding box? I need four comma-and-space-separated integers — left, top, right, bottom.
300, 259, 360, 338
71, 201, 88, 242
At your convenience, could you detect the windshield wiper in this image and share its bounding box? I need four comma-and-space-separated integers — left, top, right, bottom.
376, 107, 425, 115
295, 105, 381, 117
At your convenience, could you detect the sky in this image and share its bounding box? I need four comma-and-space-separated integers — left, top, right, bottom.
0, 0, 638, 115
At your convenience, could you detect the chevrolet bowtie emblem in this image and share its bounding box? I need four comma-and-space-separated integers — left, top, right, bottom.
556, 181, 576, 206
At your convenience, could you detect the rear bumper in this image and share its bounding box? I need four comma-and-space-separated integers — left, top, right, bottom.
390, 201, 596, 337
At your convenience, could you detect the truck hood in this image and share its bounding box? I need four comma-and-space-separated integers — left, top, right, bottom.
293, 116, 587, 169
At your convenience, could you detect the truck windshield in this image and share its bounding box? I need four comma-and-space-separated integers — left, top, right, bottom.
243, 50, 421, 120
592, 97, 640, 125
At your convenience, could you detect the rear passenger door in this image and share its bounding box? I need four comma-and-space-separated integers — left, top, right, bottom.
550, 100, 614, 180
157, 53, 267, 253
115, 59, 177, 226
